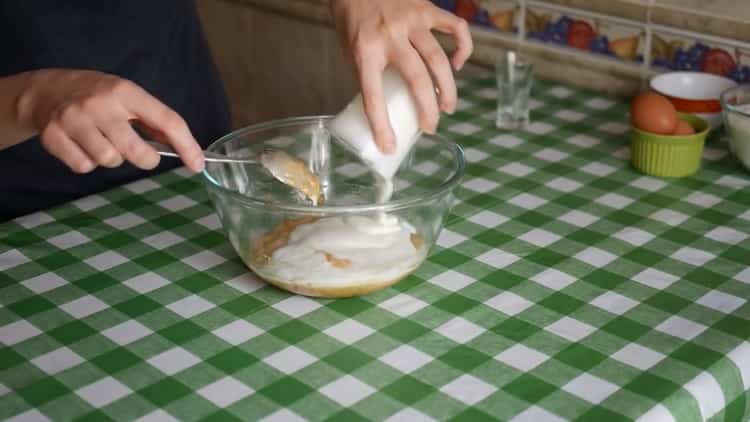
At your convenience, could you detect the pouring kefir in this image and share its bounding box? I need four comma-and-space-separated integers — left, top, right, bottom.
250, 68, 428, 297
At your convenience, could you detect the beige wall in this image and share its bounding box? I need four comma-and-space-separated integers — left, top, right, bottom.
196, 0, 358, 129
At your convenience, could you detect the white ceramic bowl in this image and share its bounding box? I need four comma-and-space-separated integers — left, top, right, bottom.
650, 72, 738, 129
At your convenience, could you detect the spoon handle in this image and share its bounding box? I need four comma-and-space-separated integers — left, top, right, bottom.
145, 141, 259, 164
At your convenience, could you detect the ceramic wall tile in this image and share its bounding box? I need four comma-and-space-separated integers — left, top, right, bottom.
431, 0, 750, 90
523, 5, 644, 64
432, 0, 521, 34
651, 30, 750, 83
461, 27, 644, 96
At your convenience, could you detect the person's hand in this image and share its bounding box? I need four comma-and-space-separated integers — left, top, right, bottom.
331, 0, 473, 154
16, 69, 204, 174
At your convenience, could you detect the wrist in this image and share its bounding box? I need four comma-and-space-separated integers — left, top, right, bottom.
13, 70, 42, 134
0, 70, 49, 149
329, 0, 343, 18
330, 0, 355, 19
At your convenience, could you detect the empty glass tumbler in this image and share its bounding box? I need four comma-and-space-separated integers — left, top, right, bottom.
495, 51, 534, 129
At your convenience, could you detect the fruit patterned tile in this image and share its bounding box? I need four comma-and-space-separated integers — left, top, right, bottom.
432, 0, 750, 89
651, 31, 750, 84
432, 0, 521, 34
524, 6, 644, 63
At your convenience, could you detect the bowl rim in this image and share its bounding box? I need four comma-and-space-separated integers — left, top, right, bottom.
201, 115, 466, 214
720, 84, 750, 118
650, 71, 737, 100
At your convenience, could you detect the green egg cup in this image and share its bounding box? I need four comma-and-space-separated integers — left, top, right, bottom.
630, 112, 709, 177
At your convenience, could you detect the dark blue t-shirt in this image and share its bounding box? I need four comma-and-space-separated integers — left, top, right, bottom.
0, 1, 231, 221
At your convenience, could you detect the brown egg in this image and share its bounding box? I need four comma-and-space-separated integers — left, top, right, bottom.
672, 119, 695, 135
630, 93, 678, 134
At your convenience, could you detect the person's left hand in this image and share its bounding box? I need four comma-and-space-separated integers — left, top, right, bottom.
331, 0, 473, 154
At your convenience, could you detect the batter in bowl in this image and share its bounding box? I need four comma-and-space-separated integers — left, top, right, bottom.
250, 215, 426, 297
246, 142, 426, 297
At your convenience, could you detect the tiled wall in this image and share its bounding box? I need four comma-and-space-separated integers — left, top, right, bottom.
434, 0, 750, 84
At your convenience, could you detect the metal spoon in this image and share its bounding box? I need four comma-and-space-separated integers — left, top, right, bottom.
146, 140, 322, 205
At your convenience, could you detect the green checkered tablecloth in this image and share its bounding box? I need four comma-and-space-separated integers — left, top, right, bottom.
2, 74, 750, 422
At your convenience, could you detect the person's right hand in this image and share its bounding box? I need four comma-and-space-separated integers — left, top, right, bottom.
16, 69, 204, 174
331, 0, 473, 154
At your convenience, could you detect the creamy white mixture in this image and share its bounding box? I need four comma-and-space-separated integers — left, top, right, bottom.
255, 215, 425, 286
727, 104, 750, 168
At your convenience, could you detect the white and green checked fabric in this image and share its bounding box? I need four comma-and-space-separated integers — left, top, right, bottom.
1, 74, 750, 422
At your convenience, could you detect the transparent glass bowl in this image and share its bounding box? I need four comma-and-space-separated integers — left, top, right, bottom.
721, 84, 750, 171
202, 116, 464, 297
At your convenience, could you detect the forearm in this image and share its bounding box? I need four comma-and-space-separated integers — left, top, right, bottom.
0, 72, 36, 151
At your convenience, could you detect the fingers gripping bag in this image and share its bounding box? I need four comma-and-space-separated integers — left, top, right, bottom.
328, 67, 424, 201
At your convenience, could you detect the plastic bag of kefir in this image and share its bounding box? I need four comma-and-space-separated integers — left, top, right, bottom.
329, 67, 423, 181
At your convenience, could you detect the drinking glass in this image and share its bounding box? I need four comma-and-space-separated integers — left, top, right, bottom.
495, 51, 534, 129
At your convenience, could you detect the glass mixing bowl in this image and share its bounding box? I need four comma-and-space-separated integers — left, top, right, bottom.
202, 116, 465, 297
720, 84, 750, 171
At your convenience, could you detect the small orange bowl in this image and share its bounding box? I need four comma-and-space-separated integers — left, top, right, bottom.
650, 72, 737, 128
